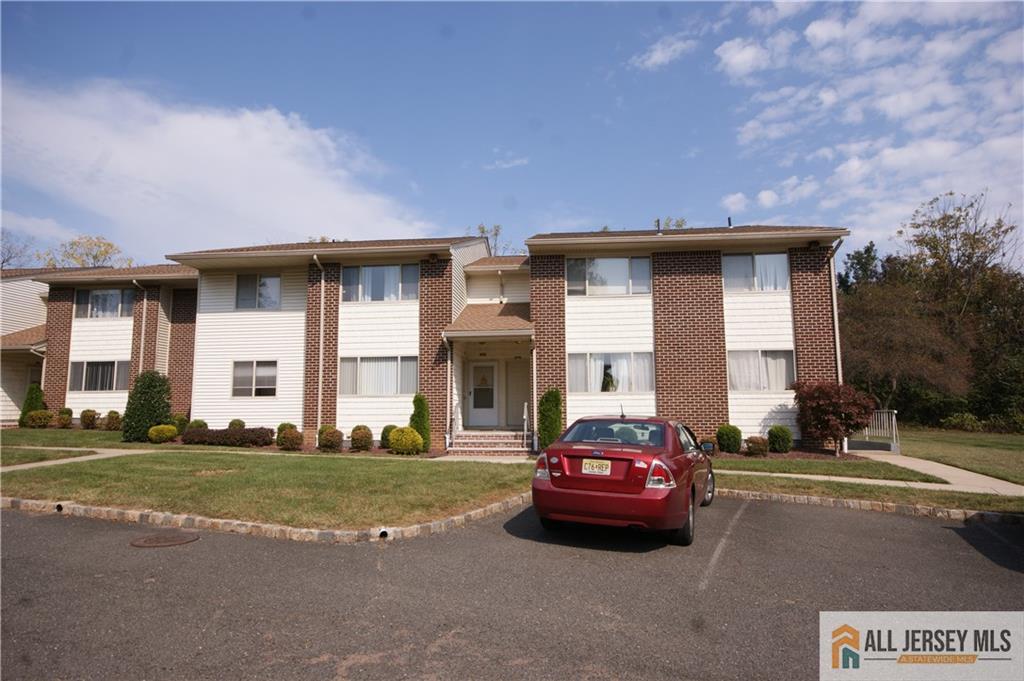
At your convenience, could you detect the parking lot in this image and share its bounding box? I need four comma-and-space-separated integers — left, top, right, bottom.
3, 498, 1022, 680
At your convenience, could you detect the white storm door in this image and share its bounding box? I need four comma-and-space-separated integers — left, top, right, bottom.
467, 362, 499, 427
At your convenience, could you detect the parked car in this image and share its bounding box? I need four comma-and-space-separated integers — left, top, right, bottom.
532, 416, 714, 545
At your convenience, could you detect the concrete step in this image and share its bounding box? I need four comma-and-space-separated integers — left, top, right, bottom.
446, 447, 532, 457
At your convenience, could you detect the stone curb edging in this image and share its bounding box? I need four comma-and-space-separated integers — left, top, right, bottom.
0, 492, 532, 544
717, 487, 1023, 524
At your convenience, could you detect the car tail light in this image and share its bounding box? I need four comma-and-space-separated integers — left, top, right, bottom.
645, 459, 676, 489
535, 453, 550, 480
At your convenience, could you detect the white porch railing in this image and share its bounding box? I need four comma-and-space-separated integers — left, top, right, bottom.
522, 402, 529, 449
855, 409, 900, 453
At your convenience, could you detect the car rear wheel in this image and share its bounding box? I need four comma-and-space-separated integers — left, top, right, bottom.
701, 470, 715, 507
665, 489, 696, 546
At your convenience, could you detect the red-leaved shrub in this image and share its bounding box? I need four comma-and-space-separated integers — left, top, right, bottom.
792, 380, 874, 455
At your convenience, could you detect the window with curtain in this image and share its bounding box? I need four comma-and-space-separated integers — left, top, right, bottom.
68, 360, 130, 391
232, 361, 277, 397
567, 352, 654, 392
341, 265, 419, 302
565, 257, 651, 296
236, 274, 281, 309
727, 350, 795, 391
75, 289, 136, 318
338, 356, 418, 395
722, 254, 789, 292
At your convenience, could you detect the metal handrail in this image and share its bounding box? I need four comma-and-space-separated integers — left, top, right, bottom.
522, 401, 529, 449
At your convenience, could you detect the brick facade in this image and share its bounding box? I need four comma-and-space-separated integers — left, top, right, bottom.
168, 288, 197, 416
529, 255, 567, 428
418, 257, 452, 452
42, 287, 74, 410
129, 285, 162, 383
301, 263, 341, 447
652, 251, 729, 439
789, 246, 839, 383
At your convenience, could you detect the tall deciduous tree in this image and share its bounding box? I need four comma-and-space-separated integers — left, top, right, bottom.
38, 235, 133, 268
1, 230, 35, 270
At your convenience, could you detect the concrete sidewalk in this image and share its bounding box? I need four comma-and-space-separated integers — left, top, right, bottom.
853, 451, 1024, 496
1, 448, 153, 472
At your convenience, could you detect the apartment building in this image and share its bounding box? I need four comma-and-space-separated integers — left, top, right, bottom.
27, 225, 847, 452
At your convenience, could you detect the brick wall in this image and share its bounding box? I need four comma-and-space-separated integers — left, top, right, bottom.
301, 263, 341, 447
129, 285, 162, 383
42, 287, 74, 410
652, 251, 729, 439
418, 257, 452, 452
168, 288, 197, 416
529, 254, 567, 428
789, 246, 839, 383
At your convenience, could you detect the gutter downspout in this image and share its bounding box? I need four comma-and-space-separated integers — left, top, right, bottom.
132, 280, 148, 375
444, 336, 452, 450
827, 239, 846, 454
313, 255, 325, 445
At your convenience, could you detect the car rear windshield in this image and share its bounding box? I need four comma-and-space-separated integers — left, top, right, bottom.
562, 420, 666, 447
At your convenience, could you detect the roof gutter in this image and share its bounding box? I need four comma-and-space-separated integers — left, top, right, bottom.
523, 229, 850, 249
167, 239, 487, 264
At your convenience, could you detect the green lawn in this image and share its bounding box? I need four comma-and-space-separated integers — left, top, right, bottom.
714, 457, 945, 483
0, 452, 534, 529
716, 473, 1024, 513
900, 427, 1024, 486
1, 428, 247, 452
1, 447, 97, 467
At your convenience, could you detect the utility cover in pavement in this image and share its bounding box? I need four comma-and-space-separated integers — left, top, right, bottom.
130, 532, 200, 548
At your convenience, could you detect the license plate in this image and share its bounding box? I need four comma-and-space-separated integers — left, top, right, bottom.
581, 458, 611, 476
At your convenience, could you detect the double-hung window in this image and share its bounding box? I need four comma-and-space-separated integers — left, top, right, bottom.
68, 360, 131, 391
341, 265, 419, 302
74, 289, 135, 318
235, 274, 281, 309
722, 253, 789, 292
567, 352, 655, 393
566, 257, 651, 296
339, 356, 418, 395
727, 350, 795, 391
232, 361, 277, 397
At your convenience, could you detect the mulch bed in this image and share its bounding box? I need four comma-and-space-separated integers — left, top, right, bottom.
715, 450, 866, 461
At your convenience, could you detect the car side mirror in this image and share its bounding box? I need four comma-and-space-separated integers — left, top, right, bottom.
700, 442, 714, 453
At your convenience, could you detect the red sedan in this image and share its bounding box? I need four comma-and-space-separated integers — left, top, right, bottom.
532, 416, 715, 545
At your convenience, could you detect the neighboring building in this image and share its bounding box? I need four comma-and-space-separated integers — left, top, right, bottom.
29, 225, 847, 452
1, 268, 53, 424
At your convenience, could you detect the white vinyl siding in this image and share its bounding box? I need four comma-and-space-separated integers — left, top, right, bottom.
1, 356, 42, 424
65, 315, 133, 415
337, 397, 414, 442
566, 393, 657, 425
450, 240, 490, 318
0, 278, 48, 335
191, 269, 306, 429
728, 392, 800, 440
466, 272, 529, 304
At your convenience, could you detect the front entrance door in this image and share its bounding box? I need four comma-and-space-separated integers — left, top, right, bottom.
467, 362, 498, 427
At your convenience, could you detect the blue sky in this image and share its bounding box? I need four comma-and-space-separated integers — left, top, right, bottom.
2, 2, 1022, 264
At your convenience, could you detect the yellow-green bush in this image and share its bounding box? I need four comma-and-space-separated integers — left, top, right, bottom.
389, 426, 423, 455
147, 424, 179, 444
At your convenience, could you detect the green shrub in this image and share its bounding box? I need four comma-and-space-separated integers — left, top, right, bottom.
104, 410, 122, 431
277, 428, 303, 451
182, 427, 273, 447
58, 407, 72, 417
380, 424, 398, 449
18, 384, 45, 427
25, 410, 53, 428
349, 425, 372, 452
55, 411, 73, 429
538, 389, 563, 450
228, 418, 246, 430
318, 423, 333, 438
319, 427, 342, 453
389, 426, 423, 455
745, 436, 768, 456
716, 425, 742, 454
277, 422, 297, 436
940, 412, 983, 432
187, 419, 208, 431
147, 424, 179, 444
122, 371, 172, 442
170, 413, 190, 435
767, 425, 793, 453
80, 409, 98, 430
410, 393, 431, 452
984, 411, 1024, 434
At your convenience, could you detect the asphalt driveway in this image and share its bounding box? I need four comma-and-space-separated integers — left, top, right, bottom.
2, 498, 1022, 680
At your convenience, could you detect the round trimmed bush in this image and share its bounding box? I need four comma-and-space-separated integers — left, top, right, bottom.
716, 424, 742, 454
350, 425, 372, 452
187, 419, 208, 431
745, 436, 768, 456
104, 411, 123, 431
80, 409, 98, 430
170, 413, 190, 435
56, 410, 73, 429
148, 424, 179, 444
389, 426, 423, 455
25, 410, 53, 428
18, 383, 46, 428
122, 371, 172, 442
277, 427, 303, 451
767, 425, 793, 453
380, 424, 398, 450
228, 418, 246, 430
319, 427, 342, 453
277, 422, 297, 436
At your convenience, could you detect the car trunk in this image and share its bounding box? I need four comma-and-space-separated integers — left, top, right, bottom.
546, 444, 661, 494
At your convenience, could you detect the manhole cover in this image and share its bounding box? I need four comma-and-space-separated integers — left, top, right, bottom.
130, 532, 200, 548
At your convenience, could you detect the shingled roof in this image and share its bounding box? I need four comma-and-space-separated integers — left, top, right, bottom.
445, 303, 533, 336
1, 324, 46, 350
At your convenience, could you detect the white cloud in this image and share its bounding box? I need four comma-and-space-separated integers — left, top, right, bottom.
1, 210, 79, 242
807, 146, 834, 162
748, 2, 811, 27
629, 34, 699, 71
987, 28, 1024, 64
720, 192, 749, 214
715, 38, 771, 80
804, 18, 845, 47
482, 148, 530, 171
1, 79, 434, 258
757, 176, 819, 208
757, 190, 780, 208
